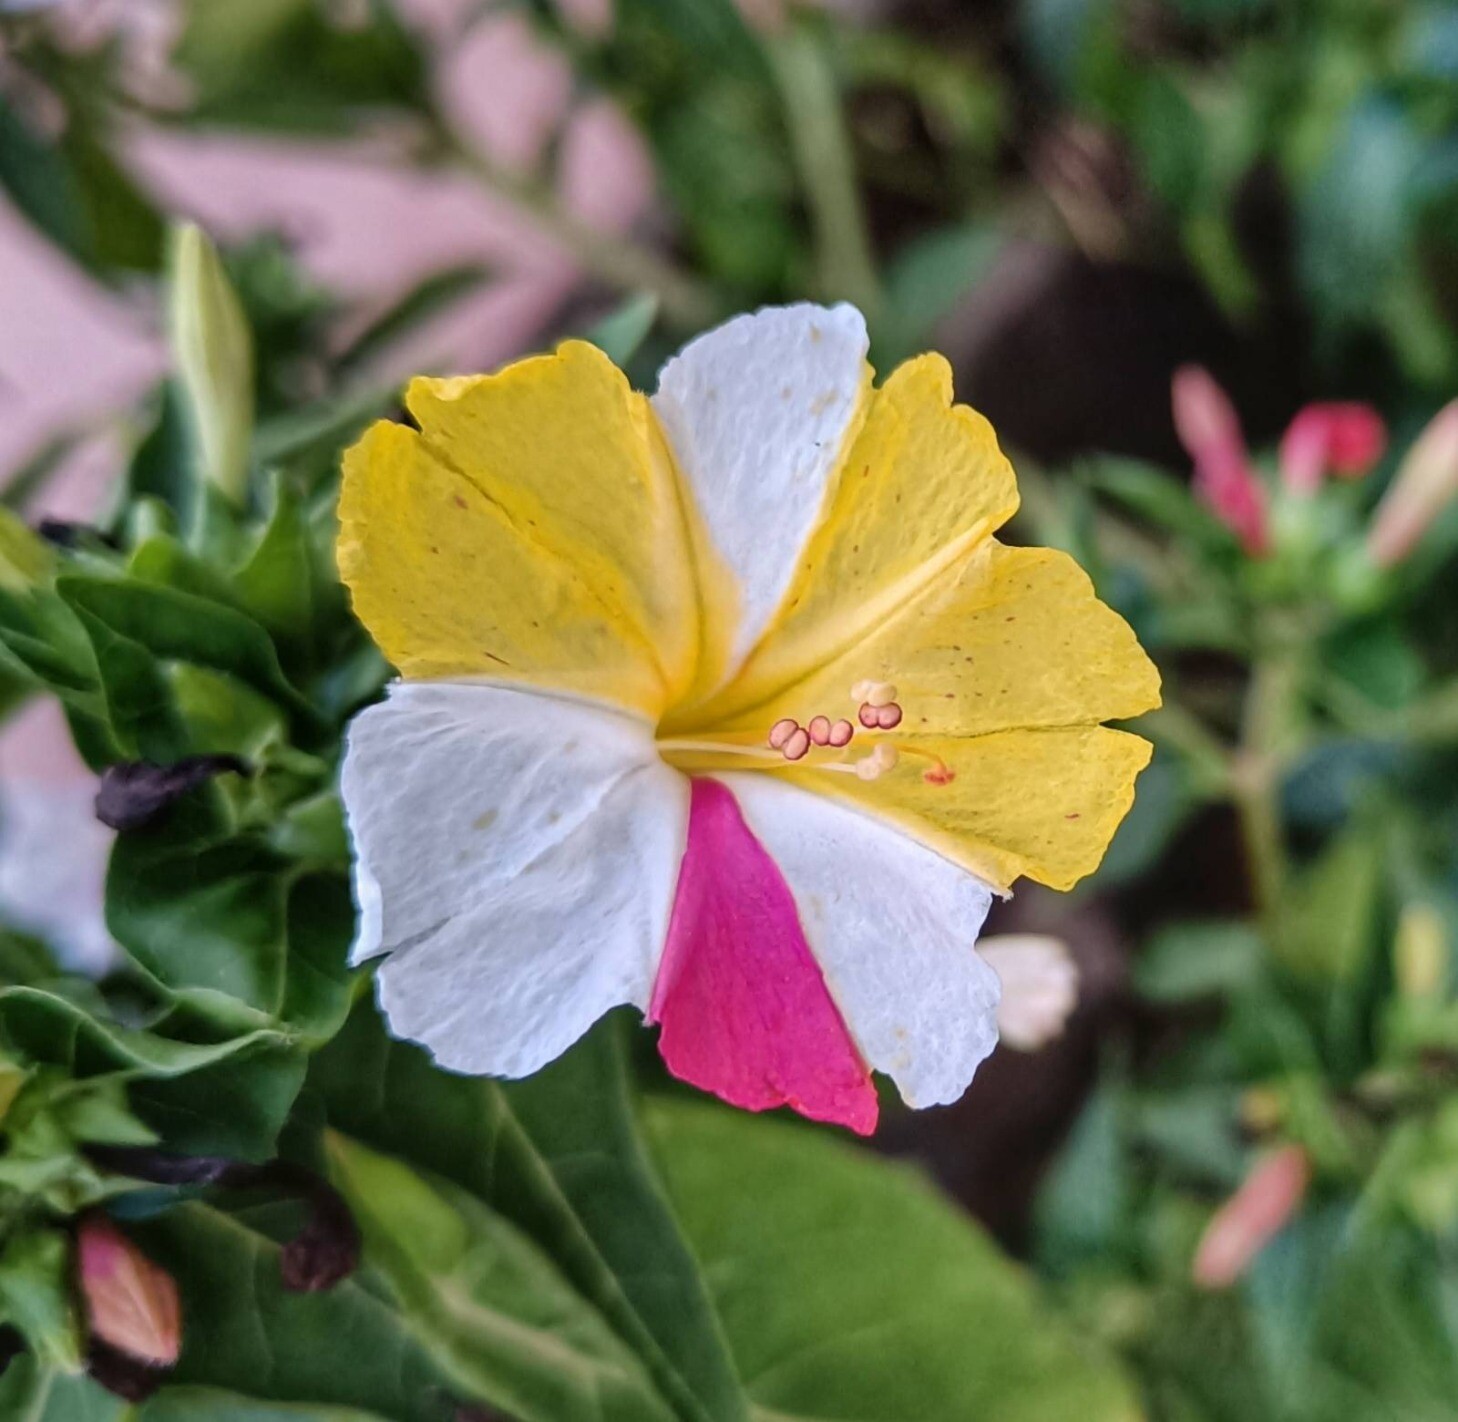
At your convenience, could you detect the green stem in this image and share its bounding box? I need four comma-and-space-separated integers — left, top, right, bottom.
445, 135, 721, 332
1233, 655, 1298, 935
766, 25, 882, 320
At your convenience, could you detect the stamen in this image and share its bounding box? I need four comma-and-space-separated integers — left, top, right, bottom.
828, 719, 854, 747
854, 743, 899, 782
866, 683, 898, 708
768, 718, 798, 750
782, 726, 811, 761
807, 715, 832, 746
858, 699, 903, 729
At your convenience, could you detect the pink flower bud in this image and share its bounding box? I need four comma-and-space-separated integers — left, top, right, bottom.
76, 1216, 181, 1367
980, 934, 1079, 1051
1192, 1146, 1309, 1289
1367, 400, 1458, 568
1171, 366, 1269, 555
1172, 365, 1242, 462
1279, 403, 1387, 493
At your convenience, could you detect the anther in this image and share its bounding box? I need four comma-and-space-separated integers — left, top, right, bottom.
768, 718, 799, 750
874, 703, 902, 730
782, 727, 811, 761
828, 719, 854, 747
867, 683, 898, 708
807, 715, 832, 746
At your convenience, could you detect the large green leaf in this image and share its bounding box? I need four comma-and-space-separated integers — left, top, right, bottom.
308, 1006, 745, 1422
644, 1100, 1144, 1422
132, 1200, 464, 1422
325, 1131, 678, 1422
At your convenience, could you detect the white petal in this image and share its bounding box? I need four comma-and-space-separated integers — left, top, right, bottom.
652, 303, 869, 678
341, 682, 688, 1077
724, 774, 1000, 1108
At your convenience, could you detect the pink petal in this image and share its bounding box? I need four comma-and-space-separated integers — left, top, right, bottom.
1280, 403, 1386, 492
648, 778, 878, 1134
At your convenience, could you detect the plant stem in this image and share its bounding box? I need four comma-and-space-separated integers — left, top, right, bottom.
446, 137, 721, 332
1233, 654, 1297, 934
766, 25, 883, 321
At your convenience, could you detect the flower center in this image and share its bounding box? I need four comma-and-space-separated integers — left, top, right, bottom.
656, 681, 953, 785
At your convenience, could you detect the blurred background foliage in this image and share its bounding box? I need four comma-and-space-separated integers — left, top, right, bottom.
0, 0, 1456, 1419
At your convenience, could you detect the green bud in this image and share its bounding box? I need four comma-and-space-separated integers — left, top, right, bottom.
0, 507, 54, 592
1395, 903, 1448, 1000
168, 223, 254, 507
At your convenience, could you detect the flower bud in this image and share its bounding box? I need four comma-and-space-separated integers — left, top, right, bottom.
168, 223, 254, 507
1367, 401, 1458, 568
1192, 1146, 1309, 1289
980, 934, 1079, 1051
76, 1216, 180, 1368
1395, 903, 1448, 1000
0, 507, 54, 593
1171, 366, 1269, 555
1279, 402, 1386, 494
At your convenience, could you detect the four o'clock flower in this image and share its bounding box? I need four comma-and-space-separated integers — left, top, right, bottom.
337, 304, 1160, 1134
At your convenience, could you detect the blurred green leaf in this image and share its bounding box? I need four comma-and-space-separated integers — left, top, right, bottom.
171, 0, 430, 133
584, 293, 661, 368
0, 1230, 81, 1372
1135, 923, 1266, 1003
645, 1099, 1143, 1422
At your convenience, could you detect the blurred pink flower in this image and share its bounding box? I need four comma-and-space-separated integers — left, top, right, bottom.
1367, 400, 1458, 569
1192, 1145, 1309, 1289
1171, 365, 1269, 555
1279, 402, 1386, 494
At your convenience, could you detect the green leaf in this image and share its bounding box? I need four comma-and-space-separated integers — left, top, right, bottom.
875, 224, 1003, 367
0, 1360, 123, 1422
0, 95, 88, 261
133, 1200, 464, 1422
584, 294, 661, 368
644, 1099, 1143, 1422
107, 804, 353, 1044
1278, 823, 1385, 984
1086, 458, 1243, 557
57, 574, 325, 742
142, 1393, 403, 1422
325, 1130, 679, 1422
172, 0, 430, 133
0, 1230, 82, 1372
1134, 922, 1266, 1002
308, 1006, 746, 1422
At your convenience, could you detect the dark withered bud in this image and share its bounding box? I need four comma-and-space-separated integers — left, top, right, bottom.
87, 1337, 169, 1403
95, 755, 250, 831
280, 1183, 361, 1293
88, 1146, 360, 1293
35, 519, 121, 551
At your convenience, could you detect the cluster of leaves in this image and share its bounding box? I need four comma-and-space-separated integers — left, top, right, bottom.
1023, 0, 1458, 389
1022, 417, 1458, 1418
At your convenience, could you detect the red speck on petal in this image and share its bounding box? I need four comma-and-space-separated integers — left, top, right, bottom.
924, 767, 956, 787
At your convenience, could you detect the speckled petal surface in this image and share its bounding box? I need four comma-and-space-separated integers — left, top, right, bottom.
652, 303, 870, 693
341, 681, 688, 1077
727, 774, 1001, 1109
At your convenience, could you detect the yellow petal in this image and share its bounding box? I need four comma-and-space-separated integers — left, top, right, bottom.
338, 342, 701, 717
721, 542, 1162, 739
338, 421, 666, 716
783, 727, 1154, 893
693, 354, 1018, 722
